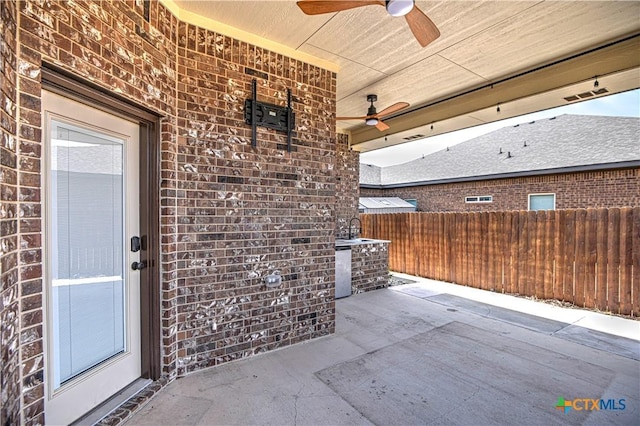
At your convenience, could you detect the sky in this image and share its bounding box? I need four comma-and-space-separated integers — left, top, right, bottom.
360, 89, 640, 167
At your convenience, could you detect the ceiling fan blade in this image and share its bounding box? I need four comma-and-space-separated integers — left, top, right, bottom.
297, 1, 384, 15
375, 121, 390, 131
375, 102, 410, 118
404, 6, 440, 47
336, 115, 369, 120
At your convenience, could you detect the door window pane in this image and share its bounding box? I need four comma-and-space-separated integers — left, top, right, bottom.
50, 120, 126, 389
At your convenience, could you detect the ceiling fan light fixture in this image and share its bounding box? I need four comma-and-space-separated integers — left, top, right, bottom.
386, 0, 414, 17
366, 117, 379, 126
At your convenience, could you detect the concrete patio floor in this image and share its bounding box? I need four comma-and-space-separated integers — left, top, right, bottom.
126, 274, 639, 426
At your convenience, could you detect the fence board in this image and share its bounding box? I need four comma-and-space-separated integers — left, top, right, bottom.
535, 210, 546, 298
404, 214, 410, 272
390, 214, 396, 270
422, 213, 429, 278
607, 208, 620, 313
584, 209, 598, 309
481, 212, 491, 291
463, 212, 470, 287
435, 213, 441, 279
448, 214, 456, 283
460, 214, 469, 283
461, 212, 469, 286
407, 213, 415, 275
529, 211, 538, 296
436, 213, 443, 279
553, 211, 565, 301
473, 213, 481, 289
619, 207, 632, 315
563, 210, 576, 303
509, 212, 520, 295
595, 209, 608, 310
501, 211, 512, 293
474, 212, 482, 288
465, 213, 475, 287
452, 213, 459, 284
399, 214, 406, 272
574, 210, 587, 307
477, 212, 484, 290
414, 214, 420, 276
423, 213, 430, 278
438, 213, 445, 280
632, 207, 640, 316
489, 212, 499, 292
417, 213, 424, 277
517, 212, 529, 295
544, 211, 552, 296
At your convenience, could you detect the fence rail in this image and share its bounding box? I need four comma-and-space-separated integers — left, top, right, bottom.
361, 208, 639, 317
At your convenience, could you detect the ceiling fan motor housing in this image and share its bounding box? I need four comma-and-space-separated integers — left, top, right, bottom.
386, 0, 414, 17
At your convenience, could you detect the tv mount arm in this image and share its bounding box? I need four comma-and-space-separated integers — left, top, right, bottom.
244, 79, 295, 152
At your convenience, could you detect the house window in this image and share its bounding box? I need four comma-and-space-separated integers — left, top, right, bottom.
465, 195, 493, 203
529, 193, 555, 211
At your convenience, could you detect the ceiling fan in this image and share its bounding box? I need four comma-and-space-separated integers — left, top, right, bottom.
337, 95, 409, 131
296, 0, 440, 47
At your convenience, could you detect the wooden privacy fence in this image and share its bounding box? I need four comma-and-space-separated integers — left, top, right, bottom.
361, 208, 639, 317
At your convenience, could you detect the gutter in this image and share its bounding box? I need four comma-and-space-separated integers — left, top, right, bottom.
360, 160, 640, 189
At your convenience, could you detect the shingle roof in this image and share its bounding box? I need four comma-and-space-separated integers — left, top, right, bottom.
360, 115, 640, 187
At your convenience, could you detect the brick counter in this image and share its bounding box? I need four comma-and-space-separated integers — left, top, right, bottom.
350, 241, 390, 294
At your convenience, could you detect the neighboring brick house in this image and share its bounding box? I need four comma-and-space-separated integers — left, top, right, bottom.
361, 115, 640, 212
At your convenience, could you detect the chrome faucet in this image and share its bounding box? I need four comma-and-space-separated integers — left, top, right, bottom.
348, 217, 361, 240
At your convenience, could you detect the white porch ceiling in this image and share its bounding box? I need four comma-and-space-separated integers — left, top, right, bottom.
170, 1, 640, 151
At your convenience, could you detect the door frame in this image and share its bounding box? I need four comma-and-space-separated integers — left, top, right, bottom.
42, 64, 162, 381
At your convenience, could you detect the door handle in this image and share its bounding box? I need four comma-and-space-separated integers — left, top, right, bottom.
131, 261, 146, 271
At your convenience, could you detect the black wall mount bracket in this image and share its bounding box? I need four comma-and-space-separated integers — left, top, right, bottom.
244, 79, 295, 152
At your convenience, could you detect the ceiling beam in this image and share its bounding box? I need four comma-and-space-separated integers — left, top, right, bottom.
350, 34, 640, 146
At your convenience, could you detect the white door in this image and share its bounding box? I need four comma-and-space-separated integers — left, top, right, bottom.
43, 91, 141, 425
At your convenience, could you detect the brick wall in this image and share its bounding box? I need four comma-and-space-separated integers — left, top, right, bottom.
6, 1, 340, 422
172, 19, 336, 375
335, 133, 360, 238
351, 242, 390, 294
1, 1, 22, 424
361, 168, 640, 212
